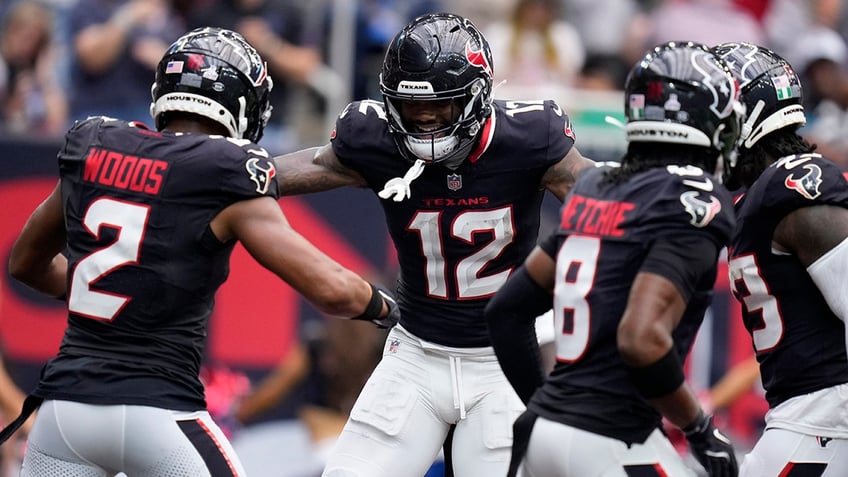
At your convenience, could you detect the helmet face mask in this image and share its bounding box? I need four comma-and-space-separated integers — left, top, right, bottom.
150, 27, 273, 143
380, 13, 494, 165
712, 42, 806, 186
623, 41, 743, 177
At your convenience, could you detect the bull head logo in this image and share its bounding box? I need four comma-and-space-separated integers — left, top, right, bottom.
680, 191, 722, 228
784, 164, 823, 200
465, 41, 493, 78
246, 157, 276, 194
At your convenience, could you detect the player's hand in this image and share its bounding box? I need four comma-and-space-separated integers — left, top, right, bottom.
684, 412, 738, 477
373, 285, 400, 329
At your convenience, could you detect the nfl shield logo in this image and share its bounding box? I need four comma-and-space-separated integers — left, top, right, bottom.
447, 173, 462, 191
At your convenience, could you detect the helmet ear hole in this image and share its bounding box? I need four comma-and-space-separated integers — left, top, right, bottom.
150, 27, 273, 143
379, 13, 494, 164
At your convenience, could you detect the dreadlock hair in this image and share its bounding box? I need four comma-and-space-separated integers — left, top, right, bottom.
734, 125, 816, 189
603, 142, 719, 185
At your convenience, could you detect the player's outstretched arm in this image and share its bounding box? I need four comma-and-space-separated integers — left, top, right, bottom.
211, 195, 397, 326
272, 144, 367, 196
542, 146, 595, 201
8, 180, 68, 299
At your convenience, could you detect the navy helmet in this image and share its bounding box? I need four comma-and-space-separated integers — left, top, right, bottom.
150, 27, 273, 142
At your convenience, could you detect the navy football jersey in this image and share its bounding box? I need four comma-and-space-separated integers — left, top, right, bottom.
332, 99, 575, 347
528, 164, 735, 444
728, 153, 848, 408
34, 117, 279, 411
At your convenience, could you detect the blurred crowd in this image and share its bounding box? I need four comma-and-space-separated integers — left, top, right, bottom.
1, 0, 847, 164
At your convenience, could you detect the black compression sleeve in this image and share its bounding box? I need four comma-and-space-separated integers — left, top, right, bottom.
485, 265, 553, 404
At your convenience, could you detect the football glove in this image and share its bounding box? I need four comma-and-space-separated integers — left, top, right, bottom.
372, 285, 400, 329
684, 411, 738, 477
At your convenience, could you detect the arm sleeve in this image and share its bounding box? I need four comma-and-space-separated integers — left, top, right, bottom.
485, 265, 553, 404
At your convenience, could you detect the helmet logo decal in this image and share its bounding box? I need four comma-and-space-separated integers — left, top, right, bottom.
691, 50, 735, 119
771, 74, 795, 100
680, 191, 722, 228
784, 164, 823, 200
398, 81, 435, 94
465, 41, 492, 78
564, 122, 575, 140
245, 157, 276, 194
447, 173, 463, 191
187, 54, 204, 71
629, 94, 645, 119
165, 61, 183, 74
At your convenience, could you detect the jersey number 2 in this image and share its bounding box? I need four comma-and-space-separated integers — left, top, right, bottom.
68, 198, 150, 321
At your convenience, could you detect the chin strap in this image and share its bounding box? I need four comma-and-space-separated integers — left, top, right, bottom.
378, 159, 426, 202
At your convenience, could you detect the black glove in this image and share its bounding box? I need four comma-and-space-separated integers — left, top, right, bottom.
684, 411, 738, 477
372, 285, 400, 329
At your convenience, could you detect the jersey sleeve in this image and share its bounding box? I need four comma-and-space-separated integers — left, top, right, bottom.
215, 138, 280, 201
330, 100, 396, 169
760, 154, 848, 216
543, 99, 577, 164
328, 100, 401, 188
648, 168, 736, 248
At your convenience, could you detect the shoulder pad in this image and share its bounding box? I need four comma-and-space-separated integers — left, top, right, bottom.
759, 153, 848, 212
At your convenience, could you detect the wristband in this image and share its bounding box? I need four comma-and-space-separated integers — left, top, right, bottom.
625, 347, 685, 399
352, 283, 382, 322
682, 409, 709, 436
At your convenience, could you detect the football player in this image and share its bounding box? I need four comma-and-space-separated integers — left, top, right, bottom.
271, 12, 593, 477
714, 42, 848, 476
6, 27, 398, 476
485, 41, 742, 476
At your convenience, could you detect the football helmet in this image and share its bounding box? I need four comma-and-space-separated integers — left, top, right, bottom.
624, 41, 742, 175
712, 42, 805, 150
380, 13, 494, 165
150, 27, 273, 143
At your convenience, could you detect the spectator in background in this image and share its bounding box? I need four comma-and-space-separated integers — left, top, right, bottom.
624, 0, 766, 66
67, 0, 189, 124
344, 0, 444, 101
189, 0, 323, 153
788, 27, 848, 169
563, 0, 638, 69
763, 0, 843, 59
484, 0, 585, 97
0, 0, 67, 137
